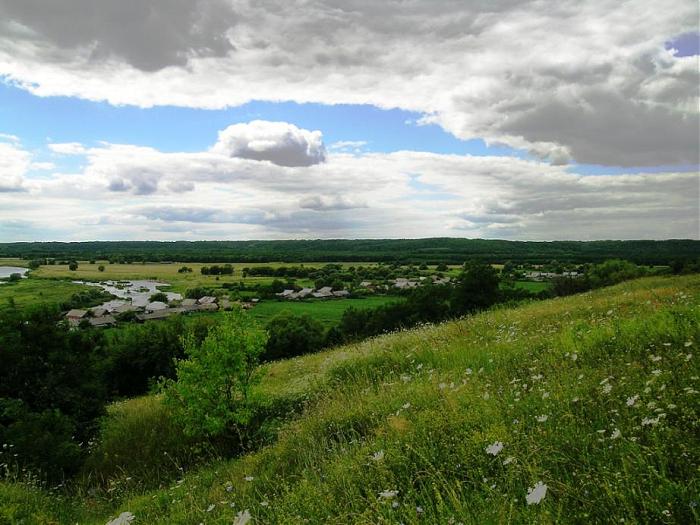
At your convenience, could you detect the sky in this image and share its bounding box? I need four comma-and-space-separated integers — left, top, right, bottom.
0, 1, 698, 242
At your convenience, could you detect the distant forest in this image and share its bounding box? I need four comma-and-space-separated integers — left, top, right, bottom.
2, 239, 699, 265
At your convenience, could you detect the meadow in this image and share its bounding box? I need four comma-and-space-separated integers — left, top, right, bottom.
2, 274, 697, 524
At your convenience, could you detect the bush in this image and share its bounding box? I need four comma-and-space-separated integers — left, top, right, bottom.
149, 292, 169, 303
163, 308, 266, 440
264, 311, 325, 361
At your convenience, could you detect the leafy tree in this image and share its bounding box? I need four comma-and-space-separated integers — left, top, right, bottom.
28, 258, 45, 270
587, 259, 642, 287
451, 261, 500, 315
264, 311, 325, 361
0, 306, 105, 481
7, 273, 21, 282
163, 308, 266, 440
98, 264, 105, 272
68, 260, 78, 271
149, 292, 169, 303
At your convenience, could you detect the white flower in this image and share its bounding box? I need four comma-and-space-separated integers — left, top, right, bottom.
684, 341, 693, 347
571, 353, 578, 361
372, 450, 385, 462
610, 429, 622, 439
542, 392, 550, 399
641, 416, 660, 426
233, 509, 251, 525
260, 501, 269, 507
502, 456, 515, 466
601, 383, 613, 394
485, 441, 504, 456
244, 476, 254, 482
626, 395, 639, 407
402, 403, 411, 409
686, 353, 693, 361
651, 369, 662, 376
106, 512, 135, 525
650, 355, 662, 362
206, 504, 215, 512
465, 368, 473, 375
536, 415, 549, 423
379, 489, 399, 499
225, 483, 233, 493
526, 482, 548, 505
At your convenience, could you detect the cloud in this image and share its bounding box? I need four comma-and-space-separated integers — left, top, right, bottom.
212, 120, 326, 167
48, 142, 87, 155
3, 134, 696, 240
299, 195, 366, 211
0, 141, 29, 192
0, 1, 697, 166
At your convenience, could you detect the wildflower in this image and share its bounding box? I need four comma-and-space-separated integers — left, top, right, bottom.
502, 456, 515, 466
536, 415, 549, 423
684, 341, 693, 347
402, 402, 411, 409
439, 383, 447, 390
626, 395, 639, 407
526, 482, 548, 505
392, 501, 400, 508
667, 403, 677, 409
650, 355, 662, 362
485, 441, 504, 456
651, 369, 662, 376
686, 354, 693, 361
379, 489, 399, 499
233, 509, 251, 525
531, 374, 543, 381
465, 368, 473, 375
416, 506, 424, 514
572, 397, 579, 403
206, 504, 215, 512
641, 416, 660, 426
483, 392, 490, 400
260, 501, 269, 507
105, 512, 135, 525
372, 450, 385, 462
601, 383, 612, 394
225, 483, 233, 493
571, 353, 578, 361
244, 476, 254, 482
610, 429, 622, 439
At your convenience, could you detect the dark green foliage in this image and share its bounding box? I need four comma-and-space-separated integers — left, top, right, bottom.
102, 316, 216, 398
68, 261, 78, 271
59, 288, 114, 311
98, 265, 105, 272
149, 292, 169, 303
185, 286, 215, 299
264, 311, 325, 361
7, 273, 21, 282
587, 259, 644, 287
0, 306, 106, 481
451, 261, 500, 314
200, 264, 233, 275
4, 239, 699, 264
28, 258, 45, 270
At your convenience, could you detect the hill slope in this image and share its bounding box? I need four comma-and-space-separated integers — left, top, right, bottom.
2, 275, 699, 524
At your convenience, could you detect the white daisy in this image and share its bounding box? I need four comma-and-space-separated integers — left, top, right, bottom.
485, 441, 504, 456
526, 482, 548, 505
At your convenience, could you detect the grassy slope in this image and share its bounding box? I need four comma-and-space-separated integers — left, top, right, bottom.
0, 279, 87, 312
2, 275, 699, 524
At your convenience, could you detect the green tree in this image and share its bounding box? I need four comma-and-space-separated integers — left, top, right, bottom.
98, 264, 105, 272
451, 261, 500, 315
149, 292, 169, 303
264, 311, 325, 361
68, 260, 78, 271
163, 308, 266, 440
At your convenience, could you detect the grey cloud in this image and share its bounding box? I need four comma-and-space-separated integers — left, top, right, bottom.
0, 0, 236, 71
212, 121, 327, 167
299, 195, 366, 211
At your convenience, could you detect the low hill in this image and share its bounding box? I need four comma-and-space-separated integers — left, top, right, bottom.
2, 238, 700, 264
2, 275, 699, 524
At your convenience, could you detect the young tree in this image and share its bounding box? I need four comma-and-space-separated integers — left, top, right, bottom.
68, 260, 79, 271
98, 264, 105, 272
163, 308, 266, 440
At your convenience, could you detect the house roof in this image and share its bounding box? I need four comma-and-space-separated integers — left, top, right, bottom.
146, 301, 168, 311
66, 309, 87, 318
88, 315, 117, 326
198, 296, 217, 304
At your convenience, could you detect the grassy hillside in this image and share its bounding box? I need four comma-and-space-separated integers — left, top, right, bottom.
1, 275, 698, 524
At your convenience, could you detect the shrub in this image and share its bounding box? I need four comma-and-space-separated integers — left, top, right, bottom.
162, 308, 267, 440
264, 311, 325, 361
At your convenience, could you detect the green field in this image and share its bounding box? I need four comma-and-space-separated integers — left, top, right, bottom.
512, 280, 552, 293
250, 295, 403, 326
3, 275, 698, 524
0, 278, 88, 311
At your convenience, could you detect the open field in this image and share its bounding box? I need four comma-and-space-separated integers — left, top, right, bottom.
0, 279, 88, 311
3, 274, 698, 524
250, 295, 403, 326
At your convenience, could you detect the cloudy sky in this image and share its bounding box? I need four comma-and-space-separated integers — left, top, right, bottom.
0, 0, 698, 241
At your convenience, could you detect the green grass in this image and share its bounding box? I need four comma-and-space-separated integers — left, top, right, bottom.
2, 275, 699, 524
250, 296, 403, 327
0, 279, 88, 312
512, 280, 552, 293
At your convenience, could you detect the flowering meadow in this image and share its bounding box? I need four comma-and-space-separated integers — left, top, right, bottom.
1, 275, 698, 523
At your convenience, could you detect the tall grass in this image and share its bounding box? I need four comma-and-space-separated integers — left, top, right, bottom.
1, 275, 698, 524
